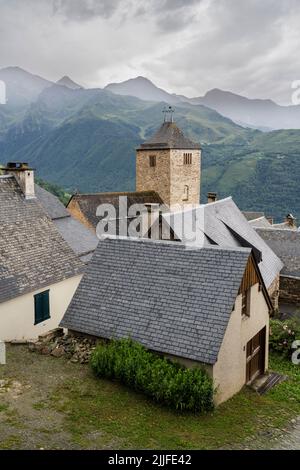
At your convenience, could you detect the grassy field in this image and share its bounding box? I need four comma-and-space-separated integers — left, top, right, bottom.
0, 345, 299, 450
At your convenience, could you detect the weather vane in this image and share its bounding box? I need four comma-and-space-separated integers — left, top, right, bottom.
162, 105, 174, 123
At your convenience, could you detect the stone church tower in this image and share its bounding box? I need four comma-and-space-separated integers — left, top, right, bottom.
136, 114, 201, 208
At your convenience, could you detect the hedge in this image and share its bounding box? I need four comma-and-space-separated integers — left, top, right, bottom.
269, 318, 300, 358
90, 338, 214, 413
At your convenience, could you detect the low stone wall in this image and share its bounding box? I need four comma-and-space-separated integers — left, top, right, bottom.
280, 276, 300, 305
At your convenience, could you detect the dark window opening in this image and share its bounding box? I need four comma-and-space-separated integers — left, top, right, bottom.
149, 155, 156, 167
34, 290, 50, 325
183, 153, 192, 165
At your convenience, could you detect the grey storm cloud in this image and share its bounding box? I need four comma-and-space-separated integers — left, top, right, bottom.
52, 0, 122, 21
0, 0, 300, 104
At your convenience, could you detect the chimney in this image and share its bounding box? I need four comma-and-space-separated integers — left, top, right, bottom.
207, 192, 217, 204
4, 162, 35, 199
285, 213, 296, 228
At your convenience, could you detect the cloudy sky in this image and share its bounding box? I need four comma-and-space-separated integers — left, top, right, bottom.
0, 0, 299, 104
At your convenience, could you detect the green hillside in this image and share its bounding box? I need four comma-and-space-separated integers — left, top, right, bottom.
1, 85, 300, 222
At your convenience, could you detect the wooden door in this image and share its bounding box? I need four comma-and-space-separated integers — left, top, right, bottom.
246, 327, 266, 383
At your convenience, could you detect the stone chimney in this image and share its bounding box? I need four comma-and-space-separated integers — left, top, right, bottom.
4, 162, 35, 199
285, 213, 296, 229
207, 192, 217, 204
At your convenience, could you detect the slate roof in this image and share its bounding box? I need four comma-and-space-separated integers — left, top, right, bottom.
35, 184, 98, 261
243, 211, 265, 221
138, 122, 200, 150
67, 191, 164, 230
256, 228, 300, 278
248, 216, 273, 229
61, 236, 251, 365
163, 197, 283, 289
0, 175, 84, 304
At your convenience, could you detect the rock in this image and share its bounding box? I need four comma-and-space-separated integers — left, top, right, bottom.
41, 346, 52, 355
38, 328, 64, 343
51, 347, 65, 358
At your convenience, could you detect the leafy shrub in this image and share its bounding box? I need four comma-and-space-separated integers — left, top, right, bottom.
269, 319, 300, 357
90, 338, 214, 413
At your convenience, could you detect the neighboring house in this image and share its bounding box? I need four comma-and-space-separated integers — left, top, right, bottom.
61, 236, 272, 405
163, 197, 283, 309
248, 217, 273, 229
0, 163, 84, 341
67, 191, 164, 233
256, 228, 300, 308
272, 214, 297, 231
35, 185, 98, 262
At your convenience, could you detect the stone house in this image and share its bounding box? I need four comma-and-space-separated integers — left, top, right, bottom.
0, 164, 84, 341
256, 228, 300, 312
163, 197, 283, 309
60, 236, 272, 405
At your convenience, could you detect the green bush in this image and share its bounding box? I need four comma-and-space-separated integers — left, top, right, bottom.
90, 338, 214, 413
269, 319, 300, 357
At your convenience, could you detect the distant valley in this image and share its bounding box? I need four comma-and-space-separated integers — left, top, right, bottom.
0, 66, 300, 221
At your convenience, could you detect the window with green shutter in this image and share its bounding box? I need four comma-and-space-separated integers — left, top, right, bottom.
34, 290, 50, 325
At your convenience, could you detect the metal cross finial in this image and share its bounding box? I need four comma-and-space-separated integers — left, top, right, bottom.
162, 105, 174, 122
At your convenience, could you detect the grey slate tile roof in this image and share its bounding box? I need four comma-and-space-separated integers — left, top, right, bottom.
35, 184, 98, 261
67, 191, 164, 230
0, 175, 85, 304
138, 122, 200, 150
256, 228, 300, 278
249, 217, 273, 229
243, 211, 265, 221
164, 197, 283, 289
61, 236, 251, 365
35, 184, 70, 220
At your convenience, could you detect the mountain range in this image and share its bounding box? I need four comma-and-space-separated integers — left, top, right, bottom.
0, 66, 300, 221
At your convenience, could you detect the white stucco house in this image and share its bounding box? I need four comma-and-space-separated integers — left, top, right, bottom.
61, 236, 273, 405
0, 163, 85, 341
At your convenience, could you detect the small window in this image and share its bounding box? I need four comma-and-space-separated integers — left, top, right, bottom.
241, 288, 251, 317
149, 155, 156, 167
183, 153, 192, 165
34, 290, 50, 325
183, 185, 189, 201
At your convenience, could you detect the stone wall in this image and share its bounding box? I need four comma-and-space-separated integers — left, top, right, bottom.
136, 149, 171, 206
169, 149, 201, 207
136, 148, 201, 207
279, 275, 300, 305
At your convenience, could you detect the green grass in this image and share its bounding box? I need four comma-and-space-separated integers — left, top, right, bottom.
49, 353, 300, 449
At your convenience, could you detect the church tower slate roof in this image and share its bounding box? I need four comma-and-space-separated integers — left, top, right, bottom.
138, 121, 200, 150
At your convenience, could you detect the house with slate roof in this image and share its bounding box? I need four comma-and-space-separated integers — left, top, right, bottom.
35, 184, 98, 263
163, 197, 283, 309
61, 236, 272, 404
256, 228, 300, 310
0, 163, 85, 341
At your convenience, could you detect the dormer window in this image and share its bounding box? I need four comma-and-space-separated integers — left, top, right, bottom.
183, 153, 192, 165
149, 155, 156, 167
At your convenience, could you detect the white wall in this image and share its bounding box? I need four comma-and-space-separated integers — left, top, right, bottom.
213, 283, 269, 404
0, 275, 82, 341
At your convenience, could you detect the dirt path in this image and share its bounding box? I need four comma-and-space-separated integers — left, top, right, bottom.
270, 417, 300, 450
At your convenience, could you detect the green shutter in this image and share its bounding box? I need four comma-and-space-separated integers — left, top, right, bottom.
34, 290, 50, 325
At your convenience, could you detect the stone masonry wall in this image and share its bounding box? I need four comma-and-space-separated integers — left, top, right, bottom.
136, 149, 171, 206
170, 149, 201, 207
136, 148, 201, 207
280, 275, 300, 305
